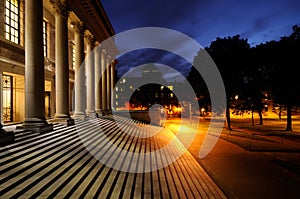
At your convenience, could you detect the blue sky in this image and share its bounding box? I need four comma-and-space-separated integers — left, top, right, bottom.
101, 0, 299, 47
100, 0, 300, 80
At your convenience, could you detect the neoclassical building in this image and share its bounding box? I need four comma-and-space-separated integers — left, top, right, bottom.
0, 0, 118, 136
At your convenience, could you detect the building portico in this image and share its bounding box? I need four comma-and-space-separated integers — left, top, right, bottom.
0, 0, 118, 138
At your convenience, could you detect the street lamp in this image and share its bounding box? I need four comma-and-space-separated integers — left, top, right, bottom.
235, 95, 239, 100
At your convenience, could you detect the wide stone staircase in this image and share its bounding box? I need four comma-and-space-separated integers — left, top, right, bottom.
0, 116, 226, 199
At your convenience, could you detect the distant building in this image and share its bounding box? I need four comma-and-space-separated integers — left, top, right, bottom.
114, 63, 186, 116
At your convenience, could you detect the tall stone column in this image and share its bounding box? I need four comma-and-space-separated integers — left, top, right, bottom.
101, 50, 107, 115
0, 72, 14, 145
72, 21, 86, 120
51, 0, 74, 126
111, 60, 116, 111
106, 56, 111, 113
95, 45, 102, 115
85, 34, 96, 118
22, 0, 53, 133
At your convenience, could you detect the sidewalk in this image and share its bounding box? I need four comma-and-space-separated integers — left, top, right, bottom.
229, 118, 300, 174
164, 117, 300, 199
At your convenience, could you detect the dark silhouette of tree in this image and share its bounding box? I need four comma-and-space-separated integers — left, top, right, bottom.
240, 44, 276, 125
270, 25, 300, 131
189, 24, 300, 131
204, 35, 251, 130
187, 62, 211, 113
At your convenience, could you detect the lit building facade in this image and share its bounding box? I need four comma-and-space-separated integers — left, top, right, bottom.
114, 64, 182, 113
0, 0, 118, 133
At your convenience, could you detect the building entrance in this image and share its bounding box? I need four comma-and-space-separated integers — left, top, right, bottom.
2, 74, 13, 122
45, 91, 51, 118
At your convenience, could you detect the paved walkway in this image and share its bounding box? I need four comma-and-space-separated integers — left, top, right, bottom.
0, 116, 226, 199
164, 117, 300, 199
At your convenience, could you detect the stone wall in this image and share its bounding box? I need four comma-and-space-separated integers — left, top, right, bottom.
114, 110, 162, 126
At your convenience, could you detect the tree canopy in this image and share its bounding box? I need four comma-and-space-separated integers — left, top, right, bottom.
188, 25, 300, 131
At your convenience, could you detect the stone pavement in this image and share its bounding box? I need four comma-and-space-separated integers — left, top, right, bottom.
0, 116, 226, 199
226, 120, 300, 173
164, 117, 300, 199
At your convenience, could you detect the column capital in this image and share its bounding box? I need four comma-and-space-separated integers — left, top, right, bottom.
94, 42, 102, 53
101, 48, 107, 56
85, 33, 95, 46
106, 55, 112, 66
50, 0, 69, 18
95, 41, 100, 46
112, 59, 119, 66
71, 21, 85, 36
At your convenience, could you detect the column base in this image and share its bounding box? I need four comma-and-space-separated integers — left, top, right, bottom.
0, 129, 15, 146
101, 110, 108, 116
72, 112, 87, 120
51, 116, 75, 126
95, 109, 102, 118
18, 123, 53, 133
86, 110, 97, 118
107, 109, 112, 115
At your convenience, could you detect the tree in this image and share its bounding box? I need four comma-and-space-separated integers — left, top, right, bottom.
270, 25, 300, 131
241, 44, 276, 125
187, 63, 210, 112
204, 35, 251, 130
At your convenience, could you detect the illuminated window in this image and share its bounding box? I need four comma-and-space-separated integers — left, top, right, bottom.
167, 86, 173, 91
43, 20, 48, 57
72, 43, 75, 69
4, 0, 20, 44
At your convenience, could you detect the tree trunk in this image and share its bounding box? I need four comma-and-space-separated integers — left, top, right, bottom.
258, 109, 263, 125
286, 103, 292, 131
279, 105, 282, 119
226, 105, 232, 131
251, 109, 254, 127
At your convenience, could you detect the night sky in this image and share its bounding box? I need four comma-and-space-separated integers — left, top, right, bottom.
100, 0, 300, 80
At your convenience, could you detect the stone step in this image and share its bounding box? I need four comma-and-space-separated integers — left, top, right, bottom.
0, 116, 227, 198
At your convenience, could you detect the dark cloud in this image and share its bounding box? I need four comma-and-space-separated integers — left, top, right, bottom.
115, 48, 192, 80
254, 17, 269, 31
101, 0, 214, 33
239, 15, 273, 40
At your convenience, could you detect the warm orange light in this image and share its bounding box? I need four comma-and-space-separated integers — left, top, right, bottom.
175, 107, 182, 112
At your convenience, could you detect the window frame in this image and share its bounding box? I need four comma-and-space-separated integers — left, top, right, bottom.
4, 0, 20, 44
43, 20, 48, 57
